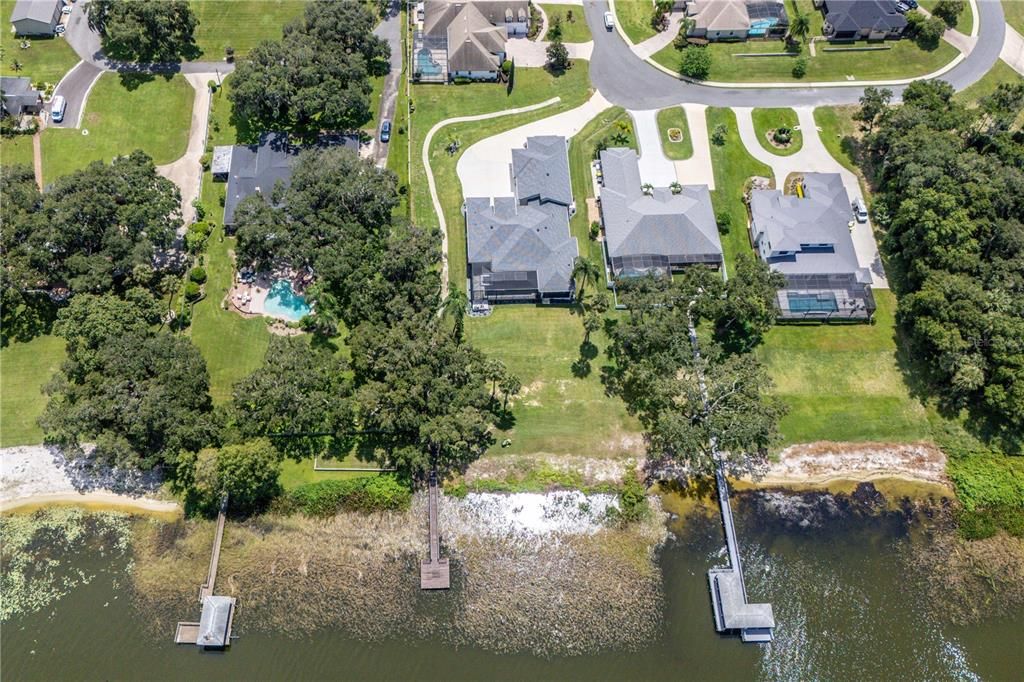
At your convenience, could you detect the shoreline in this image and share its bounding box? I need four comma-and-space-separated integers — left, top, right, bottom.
0, 492, 180, 515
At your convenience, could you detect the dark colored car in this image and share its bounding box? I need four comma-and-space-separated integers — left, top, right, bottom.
380, 120, 392, 143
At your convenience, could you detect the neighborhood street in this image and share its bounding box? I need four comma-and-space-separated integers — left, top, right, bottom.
371, 0, 403, 167
582, 0, 1006, 108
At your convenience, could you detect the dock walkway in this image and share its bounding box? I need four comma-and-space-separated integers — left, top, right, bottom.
687, 316, 775, 643
420, 471, 450, 589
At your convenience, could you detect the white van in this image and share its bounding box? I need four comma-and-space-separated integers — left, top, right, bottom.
51, 95, 67, 123
852, 197, 868, 223
604, 11, 614, 30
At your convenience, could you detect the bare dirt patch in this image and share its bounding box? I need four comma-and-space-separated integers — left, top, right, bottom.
761, 441, 948, 486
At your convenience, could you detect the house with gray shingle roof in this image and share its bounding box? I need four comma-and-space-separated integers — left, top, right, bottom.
749, 172, 875, 321
421, 1, 528, 81
9, 0, 62, 36
819, 0, 907, 41
1, 77, 43, 118
464, 135, 579, 304
598, 147, 723, 278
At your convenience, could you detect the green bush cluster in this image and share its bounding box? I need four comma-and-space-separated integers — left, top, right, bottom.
184, 281, 202, 301
947, 454, 1024, 512
609, 475, 650, 524
285, 476, 411, 516
186, 221, 212, 254
189, 266, 207, 284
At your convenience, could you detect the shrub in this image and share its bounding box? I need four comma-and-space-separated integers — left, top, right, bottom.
453, 76, 472, 84
773, 127, 793, 144
189, 266, 207, 284
589, 220, 601, 240
792, 56, 808, 79
680, 46, 712, 80
501, 59, 512, 75
184, 281, 202, 301
192, 199, 206, 220
207, 80, 217, 93
199, 152, 212, 171
224, 45, 234, 62
711, 122, 728, 146
285, 476, 411, 516
607, 476, 649, 525
715, 209, 732, 233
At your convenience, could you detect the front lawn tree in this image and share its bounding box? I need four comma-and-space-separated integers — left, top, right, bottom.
229, 0, 389, 134
86, 0, 198, 62
546, 38, 571, 74
855, 86, 893, 132
572, 256, 601, 299
933, 0, 965, 26
680, 46, 712, 80
789, 11, 811, 45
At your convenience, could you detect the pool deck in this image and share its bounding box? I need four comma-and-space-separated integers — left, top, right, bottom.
228, 273, 312, 322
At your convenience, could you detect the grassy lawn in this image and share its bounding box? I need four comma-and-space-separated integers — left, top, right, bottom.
39, 74, 193, 183
0, 135, 36, 169
813, 105, 863, 175
758, 290, 931, 445
655, 106, 693, 160
752, 108, 803, 156
0, 334, 65, 447
279, 458, 374, 491
190, 0, 308, 59
954, 59, 1024, 108
614, 0, 657, 44
706, 107, 772, 272
0, 32, 79, 85
466, 306, 642, 458
1005, 0, 1024, 35
541, 4, 593, 43
918, 0, 974, 34
410, 64, 593, 291
569, 106, 637, 265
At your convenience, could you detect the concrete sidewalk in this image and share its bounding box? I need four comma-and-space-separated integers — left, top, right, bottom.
632, 12, 685, 59
1001, 23, 1024, 75
456, 91, 612, 198
733, 106, 888, 288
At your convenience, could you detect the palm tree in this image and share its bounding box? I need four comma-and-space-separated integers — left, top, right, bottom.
790, 11, 811, 46
442, 288, 468, 341
571, 256, 601, 300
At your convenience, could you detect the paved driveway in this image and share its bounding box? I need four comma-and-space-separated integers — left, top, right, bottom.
734, 107, 888, 288
370, 0, 403, 167
630, 109, 676, 186
1001, 23, 1024, 75
505, 37, 594, 66
456, 91, 612, 198
49, 60, 103, 129
673, 104, 715, 189
583, 0, 1006, 108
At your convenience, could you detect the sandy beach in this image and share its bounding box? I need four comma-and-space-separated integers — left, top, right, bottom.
0, 445, 179, 513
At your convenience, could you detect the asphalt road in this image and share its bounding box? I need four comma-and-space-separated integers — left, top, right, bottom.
582, 0, 1006, 108
372, 0, 403, 167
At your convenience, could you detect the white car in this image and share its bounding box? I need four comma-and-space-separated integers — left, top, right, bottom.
61, 5, 72, 14
852, 197, 868, 223
603, 11, 614, 30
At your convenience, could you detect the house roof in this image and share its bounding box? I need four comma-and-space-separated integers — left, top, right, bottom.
823, 0, 907, 34
599, 148, 723, 262
511, 135, 572, 207
222, 132, 359, 225
0, 76, 40, 116
749, 172, 869, 280
465, 135, 579, 294
445, 3, 507, 72
690, 0, 751, 31
10, 0, 60, 24
197, 596, 234, 648
423, 0, 528, 36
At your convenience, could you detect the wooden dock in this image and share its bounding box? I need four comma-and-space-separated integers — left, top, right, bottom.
175, 493, 237, 647
420, 472, 450, 589
687, 317, 775, 643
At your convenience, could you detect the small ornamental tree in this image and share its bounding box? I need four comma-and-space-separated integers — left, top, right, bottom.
546, 38, 571, 74
792, 56, 808, 79
679, 46, 712, 80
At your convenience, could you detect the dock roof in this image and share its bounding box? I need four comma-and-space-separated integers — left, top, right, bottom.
197, 596, 235, 648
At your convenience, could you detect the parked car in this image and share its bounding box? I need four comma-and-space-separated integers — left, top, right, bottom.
54, 24, 66, 34
905, 0, 918, 8
853, 197, 868, 223
895, 2, 910, 13
61, 5, 72, 14
380, 119, 392, 143
51, 95, 66, 123
603, 11, 614, 30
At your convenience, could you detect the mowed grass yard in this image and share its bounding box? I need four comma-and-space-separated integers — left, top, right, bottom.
1005, 0, 1024, 35
752, 108, 802, 156
40, 74, 193, 183
0, 135, 36, 169
614, 0, 658, 44
466, 306, 643, 458
190, 0, 308, 58
411, 64, 593, 290
758, 291, 931, 445
0, 335, 65, 447
918, 0, 975, 34
540, 4, 593, 43
0, 31, 79, 85
706, 107, 772, 272
656, 106, 693, 160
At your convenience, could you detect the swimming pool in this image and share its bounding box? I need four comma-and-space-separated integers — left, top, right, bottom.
416, 49, 442, 76
263, 279, 312, 322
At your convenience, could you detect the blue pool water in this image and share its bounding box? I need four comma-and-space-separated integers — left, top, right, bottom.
416, 49, 442, 75
787, 292, 839, 313
263, 279, 312, 321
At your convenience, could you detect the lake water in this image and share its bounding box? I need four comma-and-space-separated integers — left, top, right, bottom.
3, 493, 1021, 681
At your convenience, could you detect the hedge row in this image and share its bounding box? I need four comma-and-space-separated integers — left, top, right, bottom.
284, 476, 411, 516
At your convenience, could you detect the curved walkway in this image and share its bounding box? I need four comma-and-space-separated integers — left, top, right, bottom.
588, 0, 1005, 108
733, 107, 888, 288
155, 73, 217, 227
423, 97, 562, 297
